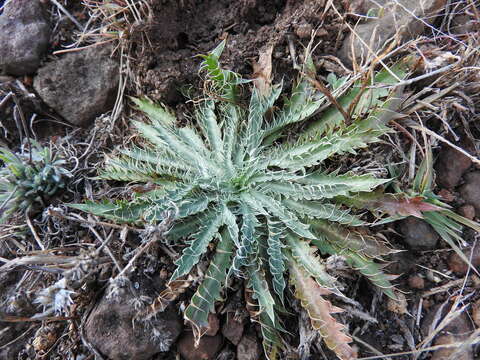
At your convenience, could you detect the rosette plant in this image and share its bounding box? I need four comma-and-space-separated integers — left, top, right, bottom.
72, 41, 413, 359
0, 142, 70, 223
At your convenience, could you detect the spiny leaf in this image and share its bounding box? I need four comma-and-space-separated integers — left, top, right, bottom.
283, 199, 365, 226
267, 127, 386, 170
310, 219, 393, 259
233, 203, 261, 271
266, 219, 286, 303
304, 60, 410, 136
250, 190, 315, 239
196, 100, 224, 160
184, 228, 234, 342
170, 206, 226, 281
199, 39, 245, 101
313, 239, 397, 300
289, 260, 357, 360
247, 266, 276, 324
286, 234, 337, 289
263, 79, 325, 144
131, 98, 176, 126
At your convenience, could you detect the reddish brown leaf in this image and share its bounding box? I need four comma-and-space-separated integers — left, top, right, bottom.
371, 196, 443, 218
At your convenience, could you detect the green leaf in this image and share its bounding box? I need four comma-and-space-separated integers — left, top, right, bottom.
184, 228, 234, 338
131, 98, 176, 126
250, 190, 315, 239
266, 128, 386, 170
310, 219, 393, 259
247, 266, 276, 324
170, 206, 226, 280
314, 239, 397, 300
196, 100, 224, 160
286, 234, 337, 288
263, 79, 325, 144
243, 85, 282, 158
266, 219, 286, 303
283, 199, 365, 226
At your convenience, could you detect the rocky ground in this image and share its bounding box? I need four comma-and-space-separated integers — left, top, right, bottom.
0, 0, 480, 359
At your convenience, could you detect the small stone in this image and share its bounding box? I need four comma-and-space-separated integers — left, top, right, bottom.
205, 313, 220, 336
34, 45, 119, 127
436, 147, 472, 189
408, 275, 425, 289
459, 172, 480, 217
339, 0, 447, 65
84, 276, 182, 360
237, 332, 262, 360
458, 204, 476, 220
295, 23, 314, 39
447, 243, 480, 275
178, 332, 222, 360
0, 0, 50, 75
398, 217, 439, 251
222, 313, 245, 346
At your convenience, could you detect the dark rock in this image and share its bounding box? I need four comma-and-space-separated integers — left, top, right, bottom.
33, 45, 119, 127
178, 332, 223, 360
339, 0, 447, 65
85, 276, 182, 360
0, 0, 50, 75
459, 172, 480, 217
435, 147, 472, 189
447, 243, 480, 275
237, 331, 262, 360
221, 313, 245, 346
398, 217, 439, 251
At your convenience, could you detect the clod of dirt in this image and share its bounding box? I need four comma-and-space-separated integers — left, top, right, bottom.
447, 243, 480, 275
222, 313, 245, 346
84, 276, 182, 360
459, 172, 480, 217
435, 147, 472, 189
387, 292, 408, 315
398, 217, 439, 251
339, 0, 447, 65
177, 332, 223, 360
458, 204, 476, 220
0, 0, 50, 76
408, 275, 425, 289
236, 331, 262, 360
33, 45, 119, 127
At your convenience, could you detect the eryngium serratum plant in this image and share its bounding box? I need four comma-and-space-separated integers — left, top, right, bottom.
71, 41, 411, 359
0, 142, 70, 223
